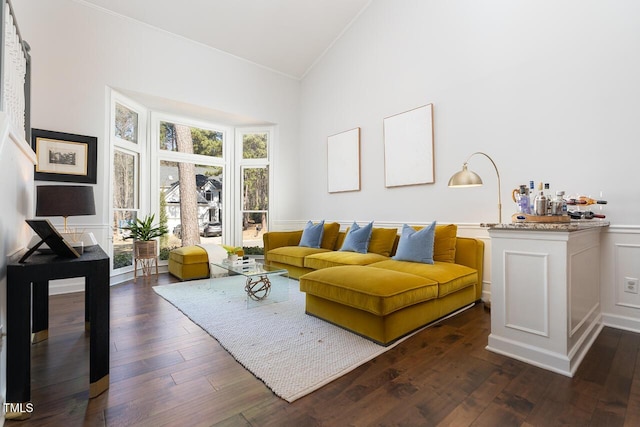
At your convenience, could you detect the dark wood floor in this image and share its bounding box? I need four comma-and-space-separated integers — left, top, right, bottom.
6, 273, 640, 427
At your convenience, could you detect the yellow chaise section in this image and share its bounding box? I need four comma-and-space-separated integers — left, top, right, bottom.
300, 263, 478, 345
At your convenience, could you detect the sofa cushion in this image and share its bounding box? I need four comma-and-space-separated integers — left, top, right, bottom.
299, 220, 324, 248
300, 266, 438, 316
368, 259, 477, 297
267, 246, 331, 268
340, 221, 373, 253
368, 227, 398, 257
321, 222, 341, 250
392, 222, 435, 264
434, 224, 457, 263
304, 250, 389, 270
408, 223, 457, 262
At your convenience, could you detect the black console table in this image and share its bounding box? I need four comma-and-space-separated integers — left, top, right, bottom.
6, 246, 110, 419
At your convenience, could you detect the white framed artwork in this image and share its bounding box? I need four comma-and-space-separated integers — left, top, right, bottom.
327, 127, 360, 193
383, 104, 434, 187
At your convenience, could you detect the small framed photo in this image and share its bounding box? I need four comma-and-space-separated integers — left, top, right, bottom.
32, 128, 97, 184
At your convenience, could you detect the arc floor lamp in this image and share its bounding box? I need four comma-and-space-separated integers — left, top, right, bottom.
448, 151, 502, 224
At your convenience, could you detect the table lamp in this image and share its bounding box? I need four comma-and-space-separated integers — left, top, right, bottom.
35, 185, 97, 249
448, 152, 502, 224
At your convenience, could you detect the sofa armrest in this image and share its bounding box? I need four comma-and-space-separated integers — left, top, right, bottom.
263, 230, 303, 262
454, 237, 485, 301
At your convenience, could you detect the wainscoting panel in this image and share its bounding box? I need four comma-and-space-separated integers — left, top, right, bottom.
504, 251, 549, 337
569, 244, 600, 336
600, 227, 640, 333
614, 243, 640, 310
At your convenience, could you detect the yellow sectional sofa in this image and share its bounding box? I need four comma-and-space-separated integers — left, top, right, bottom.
263, 223, 484, 345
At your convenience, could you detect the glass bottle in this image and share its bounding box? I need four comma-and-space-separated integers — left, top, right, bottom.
551, 191, 565, 216
534, 182, 547, 216
518, 185, 531, 214
529, 180, 535, 213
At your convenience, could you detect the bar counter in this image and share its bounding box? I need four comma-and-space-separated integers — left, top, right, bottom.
484, 219, 610, 231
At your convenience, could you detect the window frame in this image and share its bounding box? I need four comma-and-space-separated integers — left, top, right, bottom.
109, 90, 277, 279
235, 127, 274, 247
109, 93, 148, 274
150, 112, 233, 247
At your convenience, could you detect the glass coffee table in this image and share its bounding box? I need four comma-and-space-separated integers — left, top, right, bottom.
211, 261, 288, 301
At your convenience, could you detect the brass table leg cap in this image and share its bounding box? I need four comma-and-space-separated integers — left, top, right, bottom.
5, 410, 31, 420
89, 375, 109, 398
31, 329, 49, 343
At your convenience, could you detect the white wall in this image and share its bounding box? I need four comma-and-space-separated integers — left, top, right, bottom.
297, 0, 640, 329
299, 0, 640, 225
0, 114, 36, 417
10, 0, 302, 250
0, 0, 302, 412
5, 0, 640, 381
0, 1, 637, 413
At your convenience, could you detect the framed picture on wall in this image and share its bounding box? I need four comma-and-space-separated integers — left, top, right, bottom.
32, 128, 97, 184
327, 127, 361, 193
383, 103, 434, 187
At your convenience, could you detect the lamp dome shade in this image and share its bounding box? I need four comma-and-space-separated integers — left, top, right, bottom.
36, 185, 96, 217
448, 164, 483, 187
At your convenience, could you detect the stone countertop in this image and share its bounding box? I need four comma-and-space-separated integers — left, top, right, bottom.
482, 220, 610, 231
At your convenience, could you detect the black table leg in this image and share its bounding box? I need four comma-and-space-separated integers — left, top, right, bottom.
87, 257, 110, 398
6, 276, 33, 420
32, 281, 49, 343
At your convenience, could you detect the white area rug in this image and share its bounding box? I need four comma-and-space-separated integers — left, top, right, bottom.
153, 275, 415, 402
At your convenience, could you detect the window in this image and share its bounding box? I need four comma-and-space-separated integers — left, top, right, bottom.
110, 97, 147, 272
109, 90, 274, 279
115, 103, 139, 144
112, 149, 138, 269
238, 130, 272, 251
160, 121, 223, 157
243, 132, 268, 159
153, 115, 229, 257
160, 159, 223, 256
241, 165, 269, 248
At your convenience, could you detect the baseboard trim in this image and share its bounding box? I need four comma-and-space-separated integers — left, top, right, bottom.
486, 315, 603, 377
601, 312, 640, 334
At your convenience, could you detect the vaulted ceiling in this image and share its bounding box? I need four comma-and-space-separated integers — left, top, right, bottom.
81, 0, 372, 79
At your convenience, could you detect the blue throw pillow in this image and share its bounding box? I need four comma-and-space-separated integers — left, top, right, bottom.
340, 221, 373, 253
299, 220, 325, 248
392, 222, 436, 264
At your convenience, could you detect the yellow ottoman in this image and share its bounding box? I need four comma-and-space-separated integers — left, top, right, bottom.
168, 246, 210, 280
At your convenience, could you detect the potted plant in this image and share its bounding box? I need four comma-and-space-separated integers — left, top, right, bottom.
221, 244, 243, 262
122, 214, 169, 259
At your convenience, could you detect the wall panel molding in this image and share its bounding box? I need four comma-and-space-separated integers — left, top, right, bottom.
504, 251, 549, 337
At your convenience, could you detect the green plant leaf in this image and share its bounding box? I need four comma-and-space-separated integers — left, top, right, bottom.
121, 213, 168, 241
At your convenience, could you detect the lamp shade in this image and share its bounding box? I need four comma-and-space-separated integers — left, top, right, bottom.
36, 185, 96, 218
447, 164, 483, 187
448, 151, 502, 224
